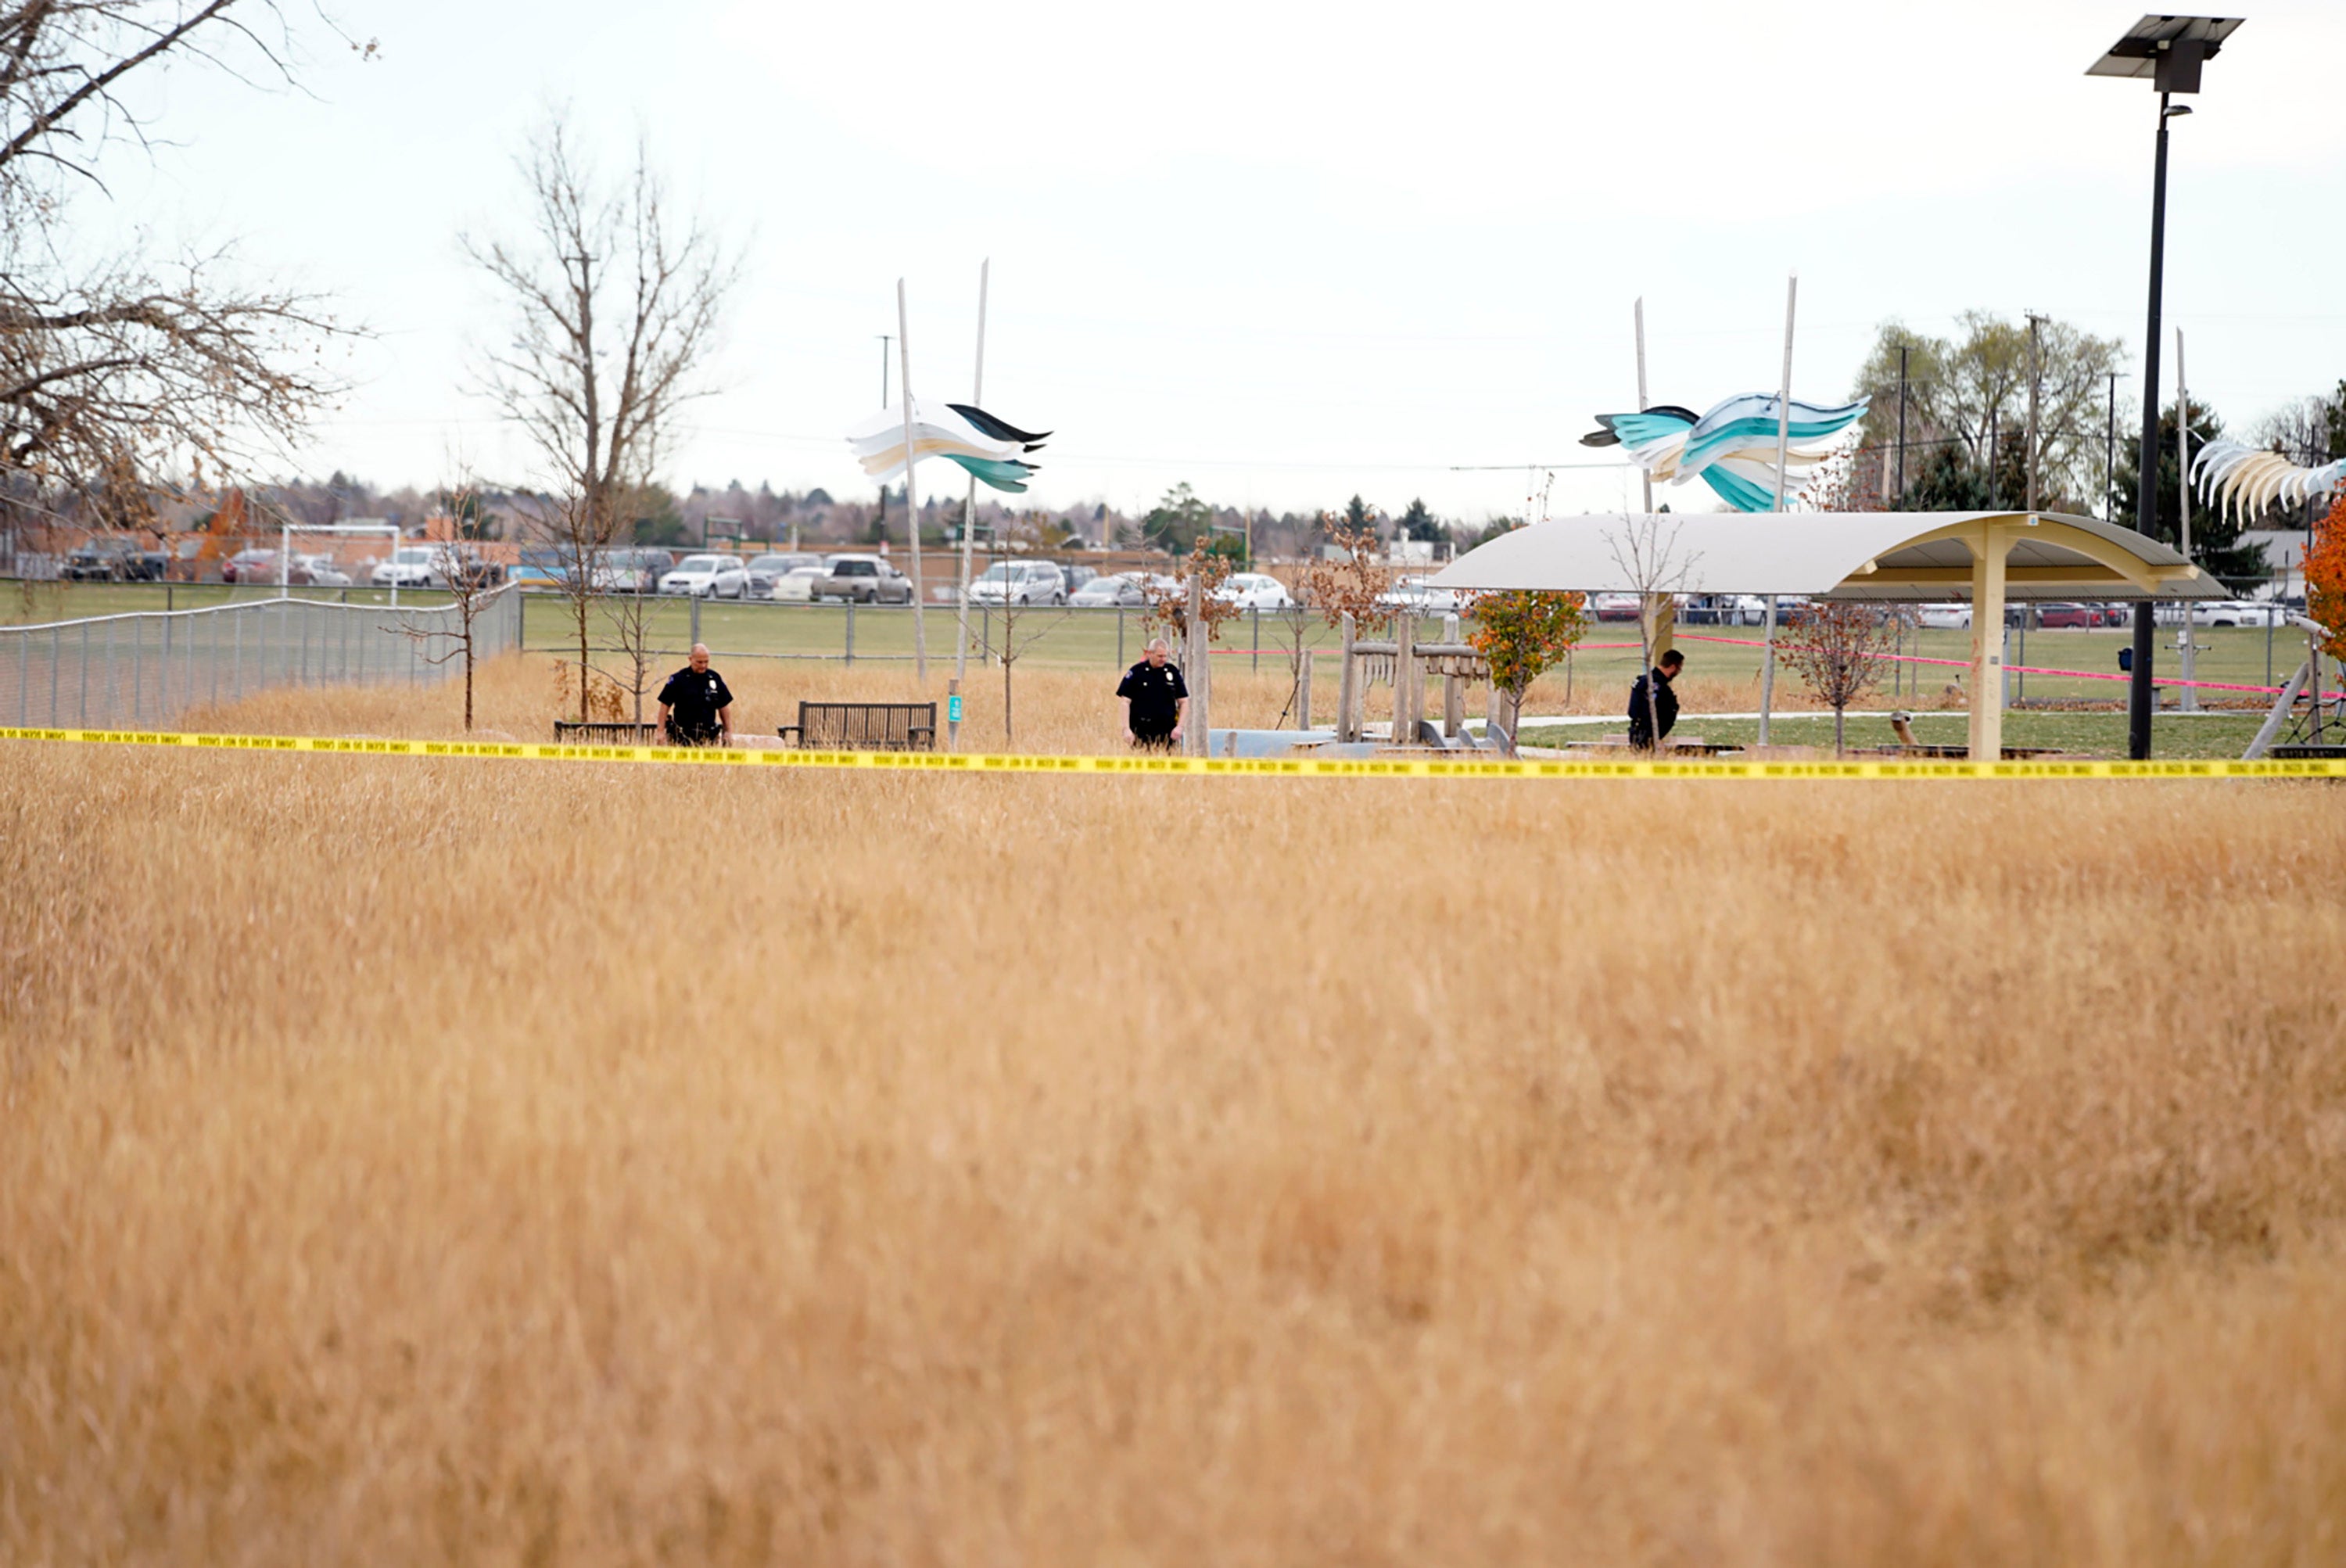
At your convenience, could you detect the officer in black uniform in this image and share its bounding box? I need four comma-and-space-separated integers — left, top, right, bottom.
657, 642, 734, 747
1627, 648, 1683, 751
1116, 637, 1189, 750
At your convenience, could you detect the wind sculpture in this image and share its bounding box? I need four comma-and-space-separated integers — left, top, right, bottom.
2190, 439, 2346, 524
1579, 393, 1868, 511
847, 400, 1049, 493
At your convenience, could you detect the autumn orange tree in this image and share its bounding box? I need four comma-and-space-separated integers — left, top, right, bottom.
2307, 491, 2346, 661
1779, 601, 1899, 755
1465, 590, 1587, 753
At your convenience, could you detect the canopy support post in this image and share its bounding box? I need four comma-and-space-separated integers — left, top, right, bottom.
1968, 522, 2010, 762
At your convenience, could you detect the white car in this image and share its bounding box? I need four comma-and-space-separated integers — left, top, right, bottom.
371, 545, 439, 590
2190, 599, 2277, 627
658, 553, 749, 597
817, 554, 916, 604
1213, 572, 1295, 612
967, 560, 1067, 606
1377, 576, 1466, 615
300, 554, 352, 588
1917, 602, 1972, 630
770, 565, 827, 602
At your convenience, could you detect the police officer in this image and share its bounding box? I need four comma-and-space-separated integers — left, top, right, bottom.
1116, 637, 1188, 750
1627, 648, 1683, 751
657, 643, 734, 747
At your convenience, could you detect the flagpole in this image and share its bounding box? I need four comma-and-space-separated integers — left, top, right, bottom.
1758, 271, 1796, 748
951, 260, 988, 745
896, 279, 929, 682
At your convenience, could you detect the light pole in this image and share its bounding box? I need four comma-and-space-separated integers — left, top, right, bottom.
2090, 13, 2240, 760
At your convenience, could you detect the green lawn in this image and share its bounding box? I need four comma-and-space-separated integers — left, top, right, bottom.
513, 593, 1347, 673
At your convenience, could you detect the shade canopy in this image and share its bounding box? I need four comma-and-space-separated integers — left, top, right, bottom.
1428, 512, 2222, 603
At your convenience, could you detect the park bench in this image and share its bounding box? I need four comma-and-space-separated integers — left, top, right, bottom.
552, 720, 662, 745
777, 701, 937, 752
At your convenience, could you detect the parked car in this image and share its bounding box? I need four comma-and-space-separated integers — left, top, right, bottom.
2191, 599, 2279, 627
586, 547, 665, 593
441, 548, 504, 589
1071, 572, 1144, 608
1916, 602, 1972, 630
1063, 564, 1099, 594
818, 553, 917, 604
372, 545, 441, 590
1214, 572, 1296, 612
966, 559, 1065, 606
771, 565, 828, 602
300, 554, 353, 588
746, 551, 822, 597
218, 548, 282, 585
658, 553, 750, 597
2034, 601, 2097, 629
589, 549, 640, 593
1587, 591, 1642, 623
63, 536, 142, 581
510, 563, 566, 591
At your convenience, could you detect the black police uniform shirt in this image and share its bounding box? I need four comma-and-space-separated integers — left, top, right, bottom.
659, 665, 734, 734
1117, 659, 1188, 734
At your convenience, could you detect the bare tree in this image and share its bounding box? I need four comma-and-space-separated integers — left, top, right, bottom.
397, 482, 504, 731
1602, 514, 1701, 746
596, 549, 662, 726
466, 113, 736, 719
981, 533, 1073, 746
1778, 601, 1898, 755
0, 3, 356, 511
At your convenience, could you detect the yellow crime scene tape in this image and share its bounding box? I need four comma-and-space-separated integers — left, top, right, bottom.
3, 725, 2342, 780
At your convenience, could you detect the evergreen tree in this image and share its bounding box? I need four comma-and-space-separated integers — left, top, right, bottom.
2112, 399, 2265, 590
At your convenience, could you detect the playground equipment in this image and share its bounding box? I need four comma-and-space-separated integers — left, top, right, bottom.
2241, 613, 2341, 760
1327, 611, 1501, 750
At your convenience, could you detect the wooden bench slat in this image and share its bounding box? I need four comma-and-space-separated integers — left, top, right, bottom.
778, 701, 938, 752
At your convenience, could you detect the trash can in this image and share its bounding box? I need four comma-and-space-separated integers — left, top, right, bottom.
2117, 645, 2134, 673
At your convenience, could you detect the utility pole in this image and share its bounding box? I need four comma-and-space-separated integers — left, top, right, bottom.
2025, 313, 2046, 514
1896, 344, 1910, 502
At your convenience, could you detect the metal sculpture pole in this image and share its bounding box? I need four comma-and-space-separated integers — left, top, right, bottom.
895, 280, 929, 682
1633, 299, 1654, 515
1634, 296, 1670, 660
1759, 272, 1795, 748
951, 260, 988, 747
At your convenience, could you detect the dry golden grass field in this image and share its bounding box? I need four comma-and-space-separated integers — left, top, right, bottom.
4, 654, 2344, 1565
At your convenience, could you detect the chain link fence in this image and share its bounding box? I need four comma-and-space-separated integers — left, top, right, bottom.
0, 590, 521, 729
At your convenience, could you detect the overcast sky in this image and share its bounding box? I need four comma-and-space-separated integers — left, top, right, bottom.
109, 0, 2346, 523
